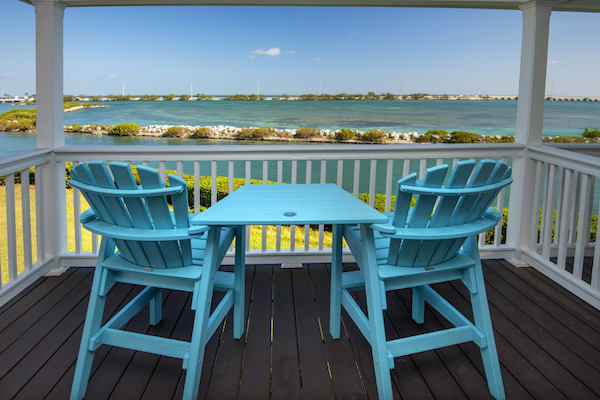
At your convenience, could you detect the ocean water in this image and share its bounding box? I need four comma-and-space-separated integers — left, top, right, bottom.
1, 100, 600, 158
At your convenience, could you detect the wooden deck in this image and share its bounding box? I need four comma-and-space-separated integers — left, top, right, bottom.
1, 260, 600, 400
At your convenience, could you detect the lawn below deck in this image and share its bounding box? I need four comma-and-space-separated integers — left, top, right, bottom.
1, 259, 600, 400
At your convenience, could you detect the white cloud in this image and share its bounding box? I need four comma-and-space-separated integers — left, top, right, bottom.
548, 60, 559, 64
251, 47, 281, 57
1, 72, 17, 77
107, 73, 119, 79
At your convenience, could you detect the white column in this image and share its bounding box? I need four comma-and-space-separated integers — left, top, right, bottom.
34, 0, 65, 149
515, 0, 554, 146
507, 0, 554, 265
33, 0, 68, 274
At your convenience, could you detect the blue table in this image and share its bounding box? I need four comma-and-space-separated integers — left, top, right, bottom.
191, 183, 388, 337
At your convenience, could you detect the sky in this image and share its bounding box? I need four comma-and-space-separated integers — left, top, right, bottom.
1, 1, 599, 97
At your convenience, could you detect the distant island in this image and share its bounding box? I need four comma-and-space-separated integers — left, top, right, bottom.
2, 93, 599, 104
1, 101, 599, 144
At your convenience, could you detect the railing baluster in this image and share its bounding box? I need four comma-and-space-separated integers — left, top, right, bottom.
353, 160, 360, 198
385, 159, 393, 213
291, 160, 298, 251
6, 173, 18, 282
568, 171, 581, 245
276, 160, 283, 252
337, 160, 343, 188
530, 160, 544, 252
541, 163, 557, 260
305, 160, 312, 251
159, 161, 166, 180
556, 168, 573, 271
21, 169, 32, 272
211, 160, 217, 206
194, 161, 200, 213
262, 160, 268, 252
419, 158, 427, 179
35, 166, 44, 265
369, 159, 376, 208
573, 173, 593, 280
319, 160, 326, 251
245, 160, 251, 252
177, 161, 183, 177
554, 166, 565, 247
592, 191, 600, 291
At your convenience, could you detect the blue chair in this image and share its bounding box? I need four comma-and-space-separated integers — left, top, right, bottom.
69, 161, 245, 400
330, 159, 512, 400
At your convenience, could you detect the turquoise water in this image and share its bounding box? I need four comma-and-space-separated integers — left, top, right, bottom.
1, 100, 600, 158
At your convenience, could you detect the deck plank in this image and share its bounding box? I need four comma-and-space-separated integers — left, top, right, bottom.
238, 264, 273, 400
1, 260, 600, 400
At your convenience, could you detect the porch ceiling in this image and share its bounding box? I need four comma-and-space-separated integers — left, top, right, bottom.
17, 0, 600, 12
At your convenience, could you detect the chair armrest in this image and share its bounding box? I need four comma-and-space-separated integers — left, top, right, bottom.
188, 225, 210, 235
80, 208, 97, 223
377, 215, 499, 240
82, 219, 205, 241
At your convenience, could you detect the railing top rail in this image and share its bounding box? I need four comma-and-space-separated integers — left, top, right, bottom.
0, 149, 52, 176
529, 145, 600, 177
54, 143, 525, 162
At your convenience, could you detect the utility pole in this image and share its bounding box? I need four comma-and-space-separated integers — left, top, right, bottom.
122, 84, 125, 96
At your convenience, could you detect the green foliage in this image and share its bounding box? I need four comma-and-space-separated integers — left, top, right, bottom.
179, 94, 190, 101
416, 130, 450, 143
295, 128, 320, 139
163, 94, 177, 101
359, 129, 387, 143
193, 127, 212, 138
237, 126, 276, 139
110, 123, 141, 136
0, 108, 37, 131
165, 126, 190, 137
549, 136, 588, 143
485, 208, 509, 245
223, 94, 250, 101
583, 128, 600, 139
139, 94, 160, 101
449, 131, 484, 143
358, 193, 396, 213
335, 128, 356, 141
0, 166, 36, 186
65, 123, 82, 132
107, 94, 134, 101
409, 93, 428, 100
63, 94, 76, 102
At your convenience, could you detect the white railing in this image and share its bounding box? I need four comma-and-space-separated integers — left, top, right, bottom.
0, 150, 53, 306
55, 143, 523, 266
524, 145, 600, 308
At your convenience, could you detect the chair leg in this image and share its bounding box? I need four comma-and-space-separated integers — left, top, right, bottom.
183, 226, 221, 400
70, 264, 108, 400
470, 263, 505, 400
329, 224, 344, 339
361, 224, 394, 400
149, 289, 162, 326
411, 285, 426, 324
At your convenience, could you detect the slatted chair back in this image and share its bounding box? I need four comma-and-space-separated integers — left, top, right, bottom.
70, 161, 192, 269
389, 159, 512, 267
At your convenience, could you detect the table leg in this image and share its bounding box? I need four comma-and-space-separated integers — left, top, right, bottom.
233, 225, 246, 339
329, 224, 343, 339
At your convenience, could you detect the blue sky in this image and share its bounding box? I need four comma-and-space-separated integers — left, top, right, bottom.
1, 1, 599, 97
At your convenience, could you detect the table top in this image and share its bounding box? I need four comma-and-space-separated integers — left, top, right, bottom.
192, 183, 388, 226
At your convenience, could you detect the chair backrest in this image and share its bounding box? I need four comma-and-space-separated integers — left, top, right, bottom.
70, 161, 192, 269
390, 159, 512, 267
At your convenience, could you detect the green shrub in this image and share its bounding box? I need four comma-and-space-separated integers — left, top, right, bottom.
193, 127, 212, 138
110, 123, 141, 136
551, 136, 588, 143
449, 131, 483, 143
295, 128, 321, 139
0, 109, 37, 131
359, 129, 387, 143
582, 128, 600, 139
415, 130, 449, 143
335, 128, 356, 141
164, 126, 190, 137
65, 123, 82, 132
237, 126, 275, 139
